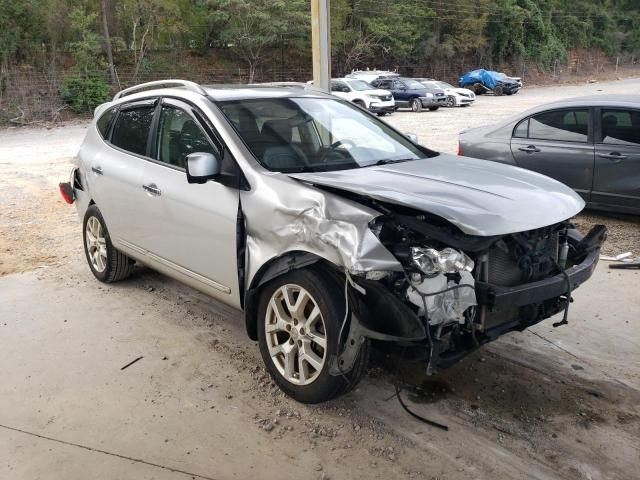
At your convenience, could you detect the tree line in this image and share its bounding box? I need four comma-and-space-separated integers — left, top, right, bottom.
1, 0, 638, 112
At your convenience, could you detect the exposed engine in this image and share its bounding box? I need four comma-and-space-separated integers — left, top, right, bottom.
352, 209, 599, 369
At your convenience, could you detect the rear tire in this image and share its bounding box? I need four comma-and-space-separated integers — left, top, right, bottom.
257, 266, 369, 403
83, 205, 134, 283
410, 98, 422, 112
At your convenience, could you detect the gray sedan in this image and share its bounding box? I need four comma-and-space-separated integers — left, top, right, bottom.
459, 95, 640, 214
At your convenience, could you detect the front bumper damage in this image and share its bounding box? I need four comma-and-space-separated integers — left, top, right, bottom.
332, 221, 606, 374
243, 172, 603, 376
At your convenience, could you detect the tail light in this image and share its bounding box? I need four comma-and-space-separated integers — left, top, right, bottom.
59, 182, 75, 204
457, 142, 463, 156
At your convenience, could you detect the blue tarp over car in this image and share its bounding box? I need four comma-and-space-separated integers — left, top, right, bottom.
459, 69, 506, 89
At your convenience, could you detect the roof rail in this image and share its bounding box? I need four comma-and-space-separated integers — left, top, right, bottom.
113, 79, 207, 101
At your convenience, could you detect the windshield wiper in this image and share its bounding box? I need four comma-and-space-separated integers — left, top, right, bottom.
373, 158, 415, 166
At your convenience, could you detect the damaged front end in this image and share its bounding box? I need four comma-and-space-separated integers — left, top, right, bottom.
337, 208, 606, 373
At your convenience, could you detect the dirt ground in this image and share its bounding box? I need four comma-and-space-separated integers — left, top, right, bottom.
1, 79, 639, 480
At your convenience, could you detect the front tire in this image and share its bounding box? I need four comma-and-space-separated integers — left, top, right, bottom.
446, 95, 456, 107
83, 205, 134, 283
428, 106, 439, 111
410, 98, 422, 112
257, 266, 369, 403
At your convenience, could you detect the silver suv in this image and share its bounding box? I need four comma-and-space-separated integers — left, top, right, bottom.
60, 80, 605, 403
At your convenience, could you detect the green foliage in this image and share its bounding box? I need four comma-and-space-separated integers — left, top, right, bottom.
61, 75, 110, 113
61, 5, 109, 113
2, 0, 639, 86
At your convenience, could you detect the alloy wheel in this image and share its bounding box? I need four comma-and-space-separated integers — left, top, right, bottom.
264, 284, 327, 386
85, 216, 107, 272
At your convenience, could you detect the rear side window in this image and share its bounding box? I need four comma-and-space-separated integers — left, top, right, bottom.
600, 109, 640, 145
96, 107, 117, 138
528, 109, 589, 143
111, 106, 155, 156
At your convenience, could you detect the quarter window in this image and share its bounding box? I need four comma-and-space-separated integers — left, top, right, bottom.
156, 106, 218, 168
96, 107, 117, 139
600, 109, 640, 145
528, 109, 589, 143
513, 119, 528, 138
111, 106, 155, 156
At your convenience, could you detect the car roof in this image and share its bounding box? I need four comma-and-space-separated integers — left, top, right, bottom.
540, 94, 640, 108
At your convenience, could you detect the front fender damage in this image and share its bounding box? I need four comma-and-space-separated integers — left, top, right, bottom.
240, 177, 425, 358
242, 176, 403, 287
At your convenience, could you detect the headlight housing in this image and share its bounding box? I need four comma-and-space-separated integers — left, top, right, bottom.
365, 94, 379, 99
410, 247, 474, 276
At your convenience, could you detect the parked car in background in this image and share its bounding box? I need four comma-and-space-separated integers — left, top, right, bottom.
370, 77, 445, 111
59, 79, 605, 404
416, 79, 475, 107
329, 78, 395, 115
459, 69, 522, 96
345, 69, 399, 84
458, 95, 640, 214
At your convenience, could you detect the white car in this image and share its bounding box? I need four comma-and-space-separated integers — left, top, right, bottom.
417, 79, 476, 107
330, 78, 395, 115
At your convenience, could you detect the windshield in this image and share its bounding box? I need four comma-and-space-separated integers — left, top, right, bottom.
347, 79, 374, 91
436, 81, 453, 89
404, 79, 426, 90
218, 97, 433, 172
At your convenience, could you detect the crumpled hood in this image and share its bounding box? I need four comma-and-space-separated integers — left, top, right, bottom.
289, 154, 585, 236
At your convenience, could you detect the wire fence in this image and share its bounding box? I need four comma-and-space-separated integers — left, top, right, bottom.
1, 50, 638, 125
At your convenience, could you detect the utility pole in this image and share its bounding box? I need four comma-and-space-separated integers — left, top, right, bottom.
311, 0, 331, 92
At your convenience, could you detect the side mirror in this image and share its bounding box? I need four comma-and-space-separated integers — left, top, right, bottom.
405, 133, 418, 143
186, 152, 221, 184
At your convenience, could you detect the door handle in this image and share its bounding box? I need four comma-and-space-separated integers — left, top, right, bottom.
91, 166, 103, 175
142, 183, 162, 196
598, 152, 627, 160
518, 145, 540, 153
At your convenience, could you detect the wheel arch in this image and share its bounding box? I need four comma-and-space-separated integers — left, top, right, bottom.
243, 250, 338, 340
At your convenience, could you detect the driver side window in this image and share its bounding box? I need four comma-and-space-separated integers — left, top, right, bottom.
156, 106, 219, 168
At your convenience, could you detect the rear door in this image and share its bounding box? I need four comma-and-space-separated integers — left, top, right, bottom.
510, 108, 594, 200
87, 99, 157, 246
592, 107, 640, 211
138, 98, 241, 305
392, 80, 409, 106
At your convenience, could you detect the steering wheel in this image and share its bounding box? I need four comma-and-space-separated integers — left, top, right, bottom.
330, 139, 356, 150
